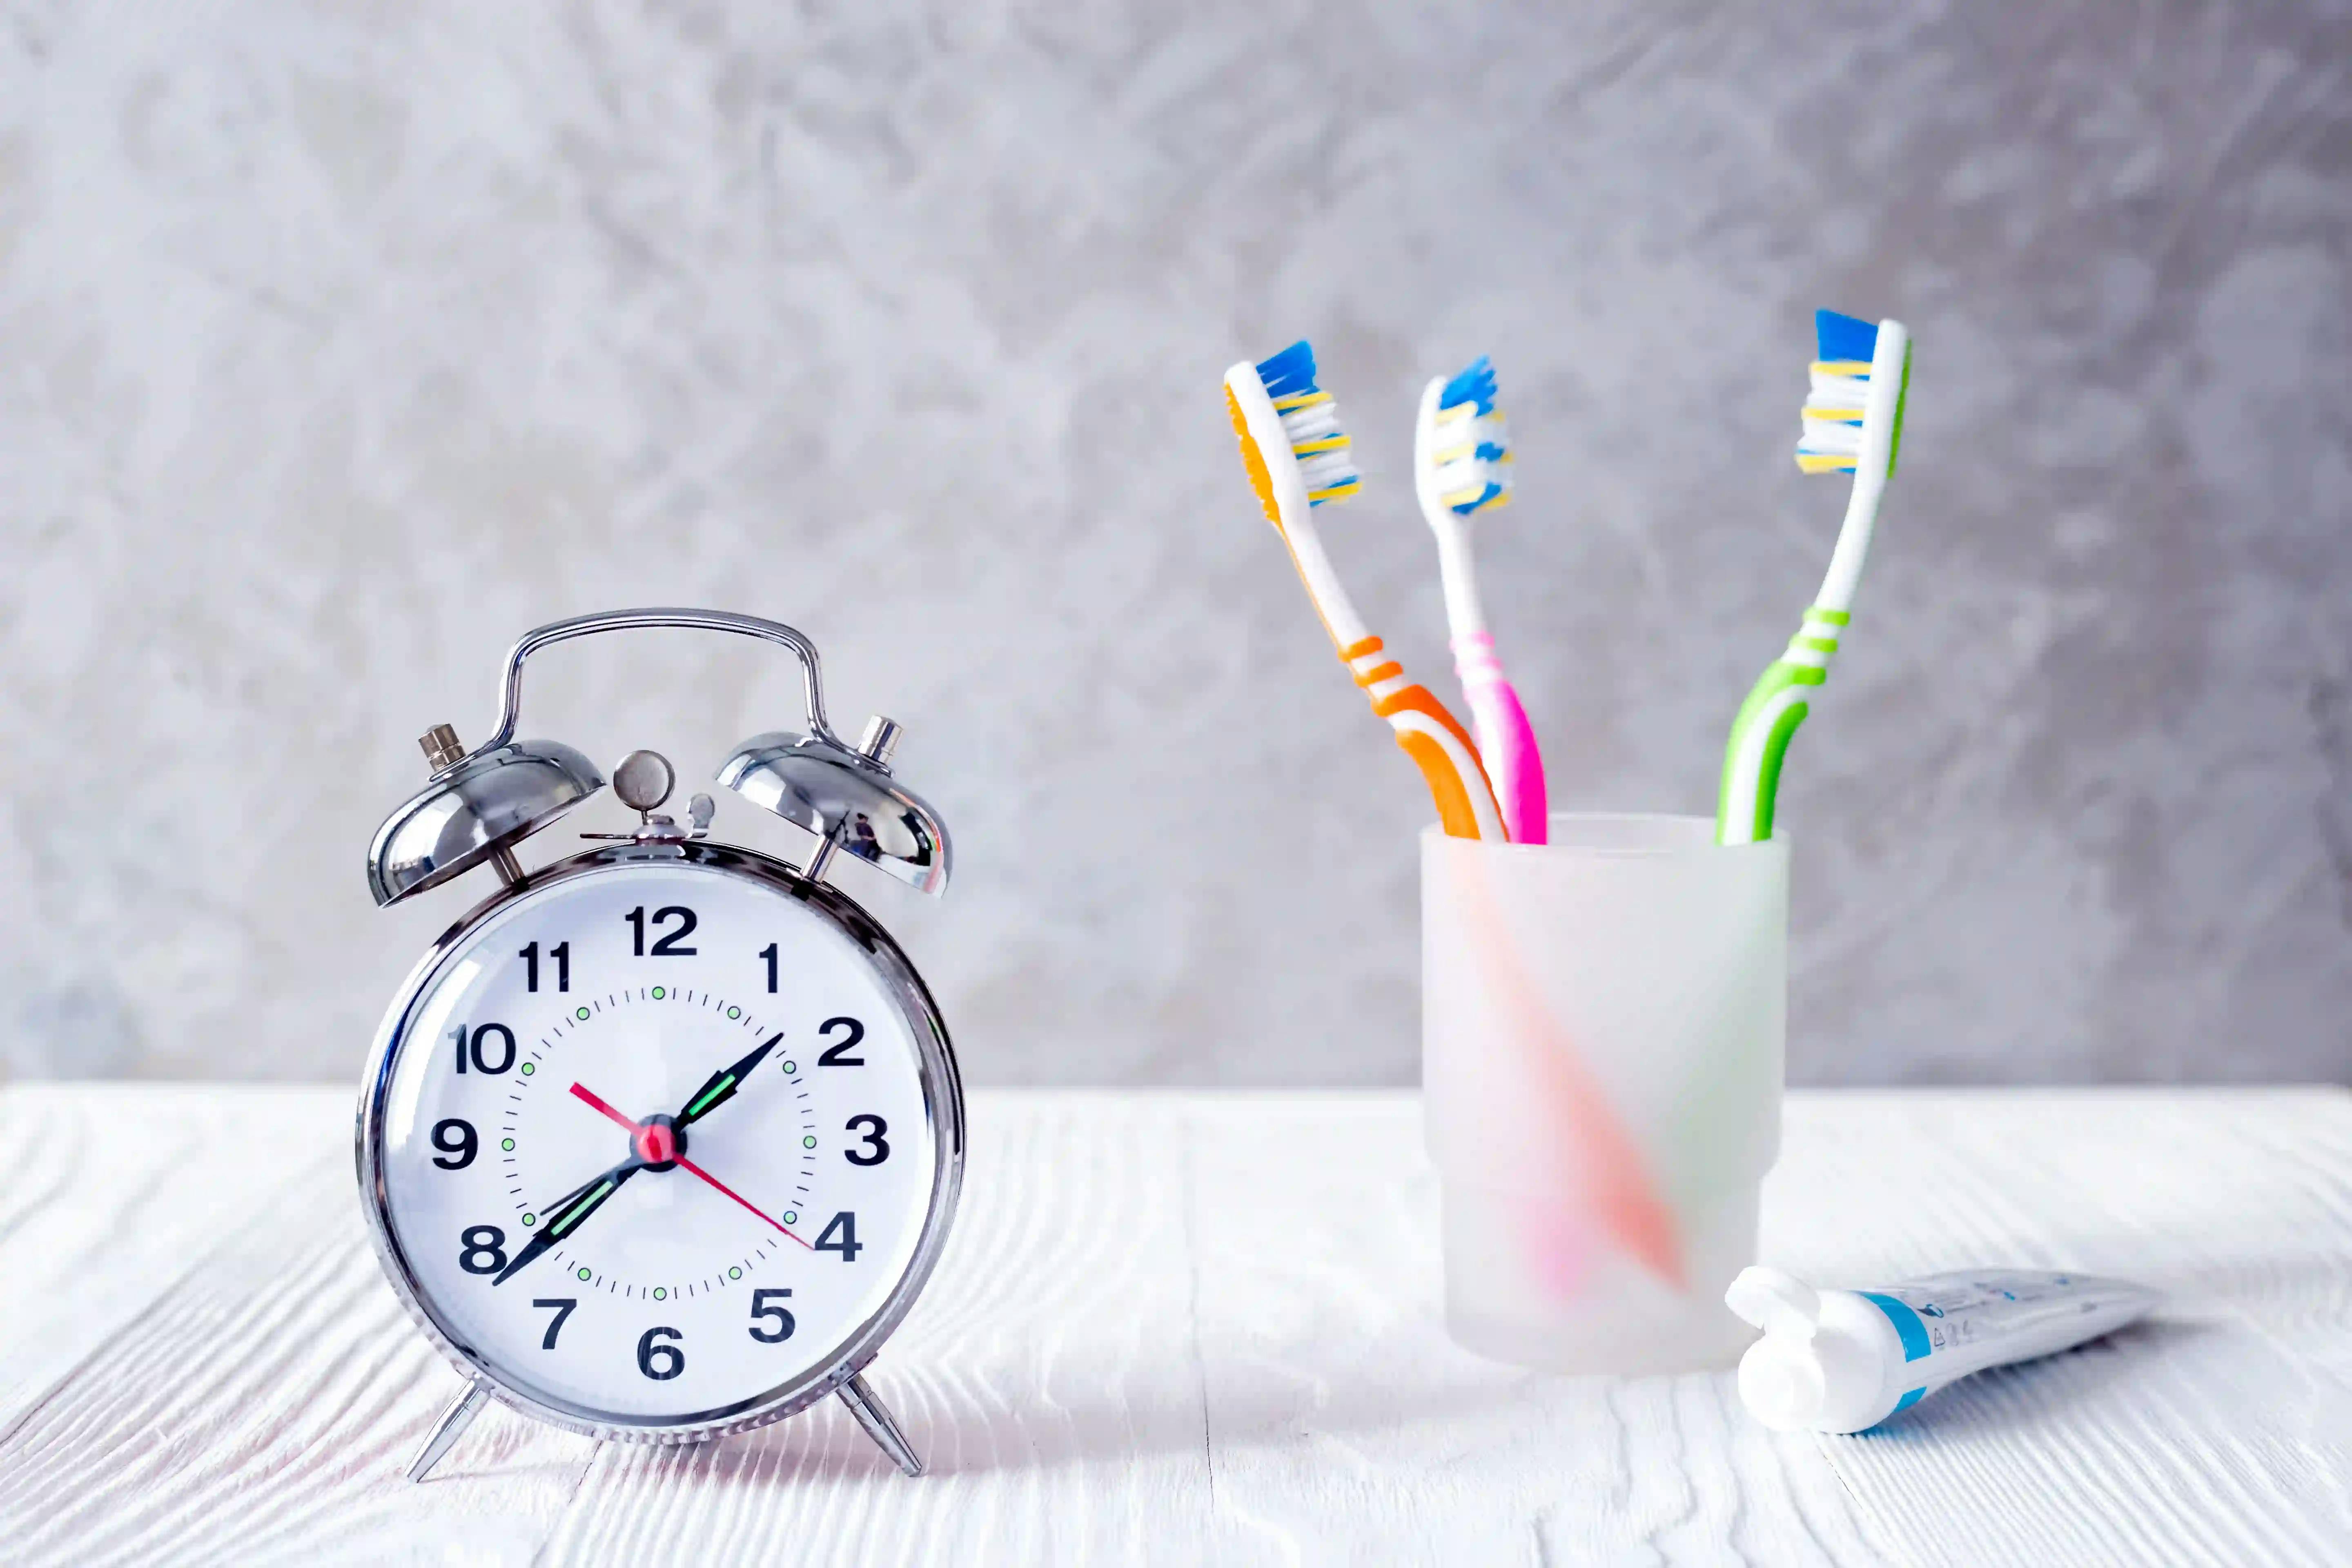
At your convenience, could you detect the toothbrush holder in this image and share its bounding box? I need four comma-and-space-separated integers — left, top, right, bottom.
1421, 813, 1786, 1374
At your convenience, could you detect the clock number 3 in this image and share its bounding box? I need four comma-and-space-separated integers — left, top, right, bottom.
845, 1114, 890, 1166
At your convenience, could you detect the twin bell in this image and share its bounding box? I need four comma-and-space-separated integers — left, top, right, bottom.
362, 609, 950, 909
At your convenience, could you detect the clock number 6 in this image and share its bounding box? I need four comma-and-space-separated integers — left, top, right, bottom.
747, 1289, 796, 1343
637, 1326, 685, 1381
845, 1114, 889, 1166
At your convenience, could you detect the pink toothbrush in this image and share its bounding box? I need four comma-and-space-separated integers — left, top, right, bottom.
1415, 357, 1549, 844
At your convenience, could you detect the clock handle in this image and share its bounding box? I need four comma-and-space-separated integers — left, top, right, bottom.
466, 608, 844, 765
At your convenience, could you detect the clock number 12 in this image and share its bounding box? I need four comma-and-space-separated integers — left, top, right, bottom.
626, 906, 698, 957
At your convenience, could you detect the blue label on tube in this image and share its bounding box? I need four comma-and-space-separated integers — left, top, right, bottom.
1860, 1292, 1933, 1362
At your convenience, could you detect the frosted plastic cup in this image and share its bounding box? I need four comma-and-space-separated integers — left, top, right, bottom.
1421, 813, 1786, 1374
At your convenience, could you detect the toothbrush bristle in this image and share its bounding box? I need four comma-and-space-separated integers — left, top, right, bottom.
1794, 310, 1880, 476
1437, 355, 1499, 417
1256, 339, 1360, 506
1813, 310, 1879, 365
1431, 354, 1513, 515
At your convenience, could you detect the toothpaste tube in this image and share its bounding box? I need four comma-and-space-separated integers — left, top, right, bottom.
1723, 1265, 2160, 1433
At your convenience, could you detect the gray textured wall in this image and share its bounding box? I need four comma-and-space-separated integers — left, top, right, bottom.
2, 3, 2347, 1087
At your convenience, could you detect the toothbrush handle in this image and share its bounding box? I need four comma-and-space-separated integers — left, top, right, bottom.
1452, 633, 1548, 845
1715, 606, 1845, 845
1342, 637, 1507, 841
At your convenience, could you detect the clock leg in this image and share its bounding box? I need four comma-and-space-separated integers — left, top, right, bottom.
837, 1371, 924, 1477
406, 1383, 491, 1483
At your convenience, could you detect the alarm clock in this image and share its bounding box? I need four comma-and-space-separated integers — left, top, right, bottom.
357, 609, 961, 1482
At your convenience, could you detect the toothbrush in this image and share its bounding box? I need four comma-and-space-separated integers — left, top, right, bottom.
1715, 310, 1913, 846
1224, 341, 1508, 841
1414, 356, 1549, 844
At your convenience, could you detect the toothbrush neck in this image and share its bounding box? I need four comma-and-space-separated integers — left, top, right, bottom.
1814, 471, 1883, 616
1278, 512, 1374, 652
1434, 525, 1489, 639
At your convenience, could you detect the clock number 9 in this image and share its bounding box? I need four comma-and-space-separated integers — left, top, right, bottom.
430, 1118, 477, 1170
450, 1023, 517, 1075
637, 1326, 685, 1381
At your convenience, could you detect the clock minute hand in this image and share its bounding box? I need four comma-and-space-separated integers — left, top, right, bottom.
493, 1158, 643, 1285
673, 1033, 783, 1128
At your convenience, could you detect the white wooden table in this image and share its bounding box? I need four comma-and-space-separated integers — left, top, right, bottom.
0, 1085, 2346, 1566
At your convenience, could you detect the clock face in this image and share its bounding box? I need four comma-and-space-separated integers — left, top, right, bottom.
363, 849, 955, 1432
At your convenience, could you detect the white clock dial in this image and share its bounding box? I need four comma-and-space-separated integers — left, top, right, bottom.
366, 853, 949, 1428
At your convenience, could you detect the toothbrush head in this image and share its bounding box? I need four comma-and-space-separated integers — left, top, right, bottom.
1229, 339, 1361, 520
1226, 340, 1360, 537
1795, 310, 1911, 481
1422, 355, 1514, 517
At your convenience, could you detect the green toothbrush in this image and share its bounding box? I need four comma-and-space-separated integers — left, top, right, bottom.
1716, 310, 1913, 846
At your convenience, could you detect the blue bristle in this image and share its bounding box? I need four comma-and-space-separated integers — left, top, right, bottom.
1474, 441, 1506, 461
1457, 481, 1505, 514
1815, 310, 1879, 365
1438, 355, 1498, 415
1255, 340, 1321, 398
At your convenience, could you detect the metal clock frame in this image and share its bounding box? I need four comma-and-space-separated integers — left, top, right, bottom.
355, 837, 966, 1473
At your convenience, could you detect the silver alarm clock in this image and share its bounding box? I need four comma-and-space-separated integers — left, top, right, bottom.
357, 609, 962, 1481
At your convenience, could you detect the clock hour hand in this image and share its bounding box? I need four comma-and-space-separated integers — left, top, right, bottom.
673, 1033, 782, 1127
493, 1158, 642, 1285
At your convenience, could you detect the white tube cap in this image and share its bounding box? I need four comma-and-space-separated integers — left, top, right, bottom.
1725, 1265, 1884, 1433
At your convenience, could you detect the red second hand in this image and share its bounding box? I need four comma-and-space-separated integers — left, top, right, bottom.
569, 1080, 811, 1251
674, 1154, 813, 1251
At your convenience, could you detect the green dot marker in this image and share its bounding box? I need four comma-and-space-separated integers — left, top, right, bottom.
522, 1213, 536, 1227
783, 1211, 798, 1226
576, 1007, 591, 1021
577, 1266, 591, 1281
653, 1287, 667, 1301
501, 1138, 515, 1152
727, 1007, 741, 1020
652, 986, 665, 1000
519, 1062, 534, 1076
782, 1061, 796, 1075
728, 1266, 742, 1281
803, 1135, 817, 1149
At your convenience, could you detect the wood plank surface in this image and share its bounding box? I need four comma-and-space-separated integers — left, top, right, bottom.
0, 1085, 2344, 1567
